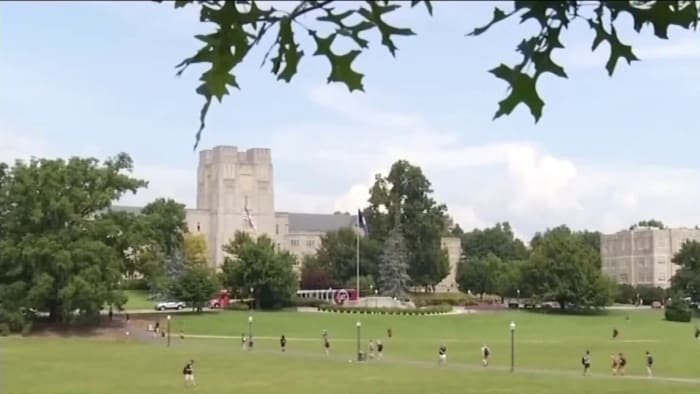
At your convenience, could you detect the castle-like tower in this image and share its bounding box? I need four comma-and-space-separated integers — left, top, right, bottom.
186, 146, 276, 265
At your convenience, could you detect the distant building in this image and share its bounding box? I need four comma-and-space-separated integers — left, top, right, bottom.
601, 227, 700, 288
115, 145, 461, 291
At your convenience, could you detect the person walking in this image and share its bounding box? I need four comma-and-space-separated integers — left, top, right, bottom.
182, 360, 196, 387
581, 350, 591, 376
645, 351, 654, 378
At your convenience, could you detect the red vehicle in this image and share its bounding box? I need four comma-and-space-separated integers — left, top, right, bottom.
209, 289, 231, 309
296, 288, 359, 305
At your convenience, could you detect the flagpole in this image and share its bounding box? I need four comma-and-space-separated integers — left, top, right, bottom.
356, 225, 360, 300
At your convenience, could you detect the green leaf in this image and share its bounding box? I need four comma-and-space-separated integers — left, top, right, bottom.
468, 7, 509, 36
604, 27, 639, 76
410, 0, 433, 16
311, 32, 364, 92
174, 0, 193, 9
270, 17, 304, 82
327, 50, 364, 91
489, 64, 544, 121
358, 2, 415, 57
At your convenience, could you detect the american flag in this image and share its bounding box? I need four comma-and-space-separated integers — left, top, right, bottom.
244, 199, 257, 231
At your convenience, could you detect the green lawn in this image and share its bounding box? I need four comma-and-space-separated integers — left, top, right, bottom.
122, 290, 154, 310
3, 310, 700, 394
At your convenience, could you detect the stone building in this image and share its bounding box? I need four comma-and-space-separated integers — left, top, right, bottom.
117, 145, 461, 291
601, 226, 700, 288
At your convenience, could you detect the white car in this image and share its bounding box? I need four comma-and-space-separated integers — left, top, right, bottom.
154, 301, 186, 311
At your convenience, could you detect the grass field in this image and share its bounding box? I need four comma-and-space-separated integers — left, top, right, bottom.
123, 290, 154, 310
3, 309, 700, 393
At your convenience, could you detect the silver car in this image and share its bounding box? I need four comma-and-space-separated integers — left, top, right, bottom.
154, 301, 186, 311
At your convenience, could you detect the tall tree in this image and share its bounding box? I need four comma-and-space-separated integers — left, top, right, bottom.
365, 160, 450, 290
461, 222, 529, 261
377, 226, 410, 299
163, 1, 700, 148
522, 226, 614, 310
631, 219, 665, 230
141, 198, 188, 297
220, 232, 298, 309
0, 154, 146, 324
313, 227, 381, 285
457, 253, 503, 300
299, 255, 337, 290
670, 240, 700, 300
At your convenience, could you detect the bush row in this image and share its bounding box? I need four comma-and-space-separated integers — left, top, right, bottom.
224, 302, 250, 311
410, 292, 479, 307
318, 304, 452, 315
665, 301, 692, 322
292, 297, 327, 308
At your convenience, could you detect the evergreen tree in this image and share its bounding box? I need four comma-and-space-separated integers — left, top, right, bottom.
378, 211, 410, 298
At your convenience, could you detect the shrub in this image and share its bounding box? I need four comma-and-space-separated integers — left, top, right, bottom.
318, 304, 451, 315
665, 300, 692, 323
225, 302, 250, 311
292, 297, 326, 308
0, 323, 9, 336
410, 292, 476, 307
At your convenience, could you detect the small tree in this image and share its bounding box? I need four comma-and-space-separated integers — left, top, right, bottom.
184, 233, 208, 266
377, 227, 410, 299
300, 255, 337, 290
220, 233, 298, 309
173, 266, 219, 312
457, 254, 503, 301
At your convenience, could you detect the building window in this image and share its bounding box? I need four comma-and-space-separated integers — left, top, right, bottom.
196, 222, 200, 232
276, 224, 279, 235
306, 240, 315, 248
291, 239, 299, 247
658, 275, 666, 282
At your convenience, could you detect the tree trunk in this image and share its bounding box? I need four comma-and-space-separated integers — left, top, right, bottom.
479, 292, 484, 301
558, 299, 567, 311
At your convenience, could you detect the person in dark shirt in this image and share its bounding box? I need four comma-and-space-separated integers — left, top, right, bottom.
695, 326, 700, 340
612, 328, 619, 339
322, 331, 330, 356
182, 360, 195, 386
280, 335, 287, 352
438, 344, 447, 365
581, 350, 591, 376
387, 328, 392, 338
645, 351, 654, 378
481, 344, 491, 367
368, 339, 375, 360
617, 352, 627, 376
376, 340, 384, 360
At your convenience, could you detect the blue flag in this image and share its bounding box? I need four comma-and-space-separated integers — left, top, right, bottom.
357, 209, 369, 234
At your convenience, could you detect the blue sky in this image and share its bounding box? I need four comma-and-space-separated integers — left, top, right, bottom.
1, 1, 699, 240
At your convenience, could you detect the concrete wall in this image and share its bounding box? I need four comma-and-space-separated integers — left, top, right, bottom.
435, 236, 462, 293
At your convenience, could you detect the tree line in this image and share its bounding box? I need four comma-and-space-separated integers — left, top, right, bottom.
2, 153, 700, 332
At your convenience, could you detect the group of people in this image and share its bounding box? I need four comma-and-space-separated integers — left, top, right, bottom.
582, 350, 653, 377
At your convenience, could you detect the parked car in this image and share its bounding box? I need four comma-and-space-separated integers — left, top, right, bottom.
154, 301, 186, 311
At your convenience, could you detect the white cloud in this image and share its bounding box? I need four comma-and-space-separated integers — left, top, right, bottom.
264, 84, 700, 240
0, 126, 195, 209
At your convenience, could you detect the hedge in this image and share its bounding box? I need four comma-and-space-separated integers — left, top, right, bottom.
410, 292, 479, 307
292, 297, 326, 308
318, 304, 452, 316
224, 302, 250, 311
665, 303, 692, 323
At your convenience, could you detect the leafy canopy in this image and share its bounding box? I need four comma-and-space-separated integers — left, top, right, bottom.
0, 154, 146, 325
670, 240, 700, 299
365, 160, 450, 289
220, 232, 298, 309
164, 1, 700, 148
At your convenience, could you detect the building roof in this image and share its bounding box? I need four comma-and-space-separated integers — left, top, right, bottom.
286, 212, 356, 233
110, 206, 356, 233
110, 205, 144, 215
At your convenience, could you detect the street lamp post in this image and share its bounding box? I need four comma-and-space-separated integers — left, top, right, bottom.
356, 321, 362, 361
509, 321, 516, 372
249, 287, 254, 310
248, 315, 254, 350
374, 289, 378, 308
167, 315, 171, 348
